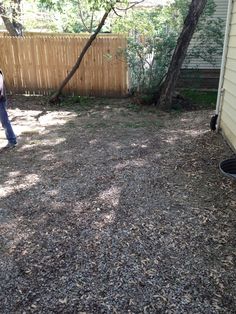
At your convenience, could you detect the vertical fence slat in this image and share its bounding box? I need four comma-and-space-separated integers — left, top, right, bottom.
0, 34, 128, 97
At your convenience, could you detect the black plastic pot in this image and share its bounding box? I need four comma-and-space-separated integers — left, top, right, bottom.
219, 158, 236, 180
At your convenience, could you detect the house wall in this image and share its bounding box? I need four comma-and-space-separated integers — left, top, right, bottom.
184, 0, 228, 70
220, 0, 236, 150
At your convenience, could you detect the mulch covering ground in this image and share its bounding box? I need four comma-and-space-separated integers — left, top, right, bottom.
0, 96, 235, 313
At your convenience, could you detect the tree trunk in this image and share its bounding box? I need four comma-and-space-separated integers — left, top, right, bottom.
49, 9, 111, 104
0, 1, 23, 36
158, 0, 207, 111
1, 15, 19, 36
12, 0, 23, 36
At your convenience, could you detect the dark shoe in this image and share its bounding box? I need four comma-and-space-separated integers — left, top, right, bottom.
2, 142, 17, 150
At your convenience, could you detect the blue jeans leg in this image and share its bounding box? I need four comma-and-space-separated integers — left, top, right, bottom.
0, 99, 17, 144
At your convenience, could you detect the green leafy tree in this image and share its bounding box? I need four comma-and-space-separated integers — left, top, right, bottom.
38, 0, 102, 33
113, 0, 224, 100
113, 5, 182, 94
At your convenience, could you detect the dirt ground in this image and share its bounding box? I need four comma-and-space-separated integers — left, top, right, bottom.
0, 95, 235, 313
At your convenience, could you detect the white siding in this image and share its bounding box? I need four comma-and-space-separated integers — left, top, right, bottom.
184, 0, 228, 69
220, 0, 236, 150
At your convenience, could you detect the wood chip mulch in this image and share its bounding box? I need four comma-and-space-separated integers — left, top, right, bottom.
0, 96, 235, 313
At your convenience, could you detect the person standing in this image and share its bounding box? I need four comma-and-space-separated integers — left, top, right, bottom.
0, 70, 17, 149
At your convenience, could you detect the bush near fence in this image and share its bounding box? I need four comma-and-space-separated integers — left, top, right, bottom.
0, 34, 128, 97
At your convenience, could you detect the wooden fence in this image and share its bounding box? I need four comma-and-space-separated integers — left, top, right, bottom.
0, 35, 128, 97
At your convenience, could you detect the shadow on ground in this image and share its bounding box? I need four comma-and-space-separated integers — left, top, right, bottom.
0, 96, 235, 313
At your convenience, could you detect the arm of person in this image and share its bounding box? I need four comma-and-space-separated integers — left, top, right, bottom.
0, 73, 3, 96
0, 72, 6, 101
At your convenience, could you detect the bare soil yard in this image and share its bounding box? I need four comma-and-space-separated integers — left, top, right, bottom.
0, 96, 235, 313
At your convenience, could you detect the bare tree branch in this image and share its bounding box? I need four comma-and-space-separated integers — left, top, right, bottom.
115, 0, 145, 11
